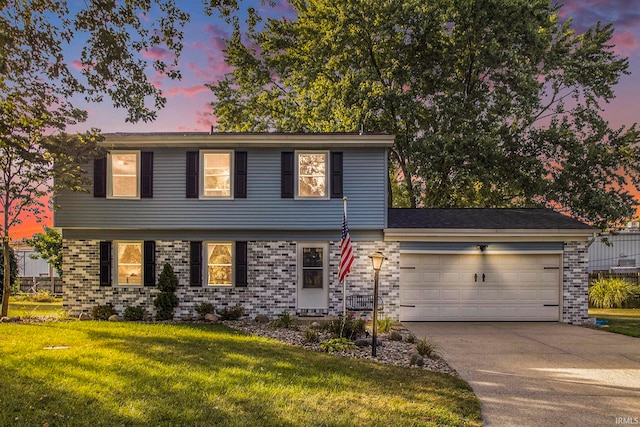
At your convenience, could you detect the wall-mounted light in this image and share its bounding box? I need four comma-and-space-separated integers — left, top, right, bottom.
477, 244, 488, 252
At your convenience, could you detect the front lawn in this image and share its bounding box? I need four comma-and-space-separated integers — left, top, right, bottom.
589, 308, 640, 338
7, 301, 66, 318
0, 321, 481, 426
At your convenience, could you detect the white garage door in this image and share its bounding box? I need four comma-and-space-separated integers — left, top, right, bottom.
400, 253, 561, 321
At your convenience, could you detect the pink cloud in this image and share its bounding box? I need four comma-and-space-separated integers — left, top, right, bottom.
165, 85, 209, 97
204, 24, 228, 51
611, 31, 639, 54
142, 46, 175, 61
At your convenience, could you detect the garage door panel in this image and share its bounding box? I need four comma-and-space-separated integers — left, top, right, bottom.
400, 253, 561, 321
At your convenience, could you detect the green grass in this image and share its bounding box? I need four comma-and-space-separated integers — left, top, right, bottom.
8, 301, 66, 319
589, 308, 640, 338
0, 321, 481, 427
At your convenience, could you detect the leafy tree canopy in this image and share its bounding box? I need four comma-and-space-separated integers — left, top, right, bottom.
27, 227, 63, 278
0, 0, 239, 316
209, 0, 640, 229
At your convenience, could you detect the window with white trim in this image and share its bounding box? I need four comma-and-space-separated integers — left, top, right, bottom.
299, 244, 328, 289
116, 241, 143, 286
201, 150, 232, 198
108, 151, 140, 198
207, 242, 233, 286
296, 151, 328, 198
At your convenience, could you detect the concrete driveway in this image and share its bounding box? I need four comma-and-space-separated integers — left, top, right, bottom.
403, 322, 640, 427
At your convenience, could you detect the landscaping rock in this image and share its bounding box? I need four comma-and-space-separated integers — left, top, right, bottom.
254, 314, 270, 324
388, 331, 403, 341
181, 315, 194, 322
310, 321, 322, 329
78, 313, 91, 321
410, 354, 425, 367
354, 338, 370, 348
204, 313, 219, 322
0, 316, 10, 323
221, 319, 457, 375
108, 314, 120, 322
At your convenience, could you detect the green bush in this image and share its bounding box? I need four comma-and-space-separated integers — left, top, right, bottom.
304, 328, 320, 343
376, 317, 396, 333
217, 305, 244, 321
195, 302, 215, 318
31, 290, 54, 303
272, 311, 295, 328
154, 263, 179, 321
320, 337, 357, 353
325, 315, 366, 340
91, 304, 116, 320
589, 278, 640, 308
416, 337, 439, 358
123, 306, 147, 321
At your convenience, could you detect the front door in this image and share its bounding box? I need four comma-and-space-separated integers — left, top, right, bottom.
297, 243, 329, 310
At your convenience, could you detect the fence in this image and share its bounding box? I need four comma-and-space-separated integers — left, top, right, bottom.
19, 277, 63, 296
588, 272, 640, 308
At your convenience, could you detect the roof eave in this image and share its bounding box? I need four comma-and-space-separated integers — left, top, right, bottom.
100, 133, 395, 148
384, 228, 596, 242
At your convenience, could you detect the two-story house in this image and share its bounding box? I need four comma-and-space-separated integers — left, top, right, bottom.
55, 132, 596, 324
55, 133, 399, 319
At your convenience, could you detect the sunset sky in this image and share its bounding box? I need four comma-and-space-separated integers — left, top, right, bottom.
10, 0, 640, 240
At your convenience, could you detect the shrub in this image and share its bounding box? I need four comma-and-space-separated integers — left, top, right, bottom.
272, 311, 295, 328
320, 337, 357, 353
416, 337, 439, 358
304, 328, 320, 343
91, 304, 116, 320
31, 290, 54, 303
376, 317, 396, 333
589, 278, 640, 308
154, 263, 179, 321
325, 315, 366, 340
405, 333, 417, 344
217, 304, 244, 321
195, 302, 215, 318
123, 306, 147, 321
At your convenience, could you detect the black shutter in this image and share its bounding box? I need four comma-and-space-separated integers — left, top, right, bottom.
143, 241, 156, 286
190, 241, 202, 287
141, 152, 154, 198
235, 241, 248, 287
281, 152, 294, 198
94, 157, 107, 197
234, 151, 247, 199
99, 241, 112, 286
186, 151, 199, 198
330, 152, 343, 198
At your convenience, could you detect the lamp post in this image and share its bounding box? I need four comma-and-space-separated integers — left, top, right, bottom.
368, 251, 387, 357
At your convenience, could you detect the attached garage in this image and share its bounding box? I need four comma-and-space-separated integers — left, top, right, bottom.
385, 208, 596, 323
399, 252, 562, 321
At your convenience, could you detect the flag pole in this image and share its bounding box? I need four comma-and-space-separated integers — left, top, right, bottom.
342, 196, 348, 318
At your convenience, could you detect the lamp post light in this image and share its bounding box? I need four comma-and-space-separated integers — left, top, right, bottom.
368, 251, 387, 357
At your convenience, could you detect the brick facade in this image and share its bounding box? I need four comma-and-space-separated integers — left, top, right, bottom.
62, 239, 399, 320
562, 240, 590, 324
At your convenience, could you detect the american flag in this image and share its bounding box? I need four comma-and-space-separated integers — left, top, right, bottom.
339, 210, 355, 282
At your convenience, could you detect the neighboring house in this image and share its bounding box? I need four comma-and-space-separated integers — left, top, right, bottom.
54, 133, 595, 324
13, 244, 57, 279
589, 223, 640, 273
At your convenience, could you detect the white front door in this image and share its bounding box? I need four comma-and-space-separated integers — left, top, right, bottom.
297, 243, 329, 310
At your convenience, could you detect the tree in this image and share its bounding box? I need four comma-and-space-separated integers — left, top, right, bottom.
0, 0, 239, 316
154, 263, 179, 321
0, 246, 17, 305
209, 0, 640, 228
27, 227, 63, 278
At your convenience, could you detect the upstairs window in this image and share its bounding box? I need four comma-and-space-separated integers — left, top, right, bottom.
296, 151, 328, 198
108, 151, 140, 199
201, 150, 232, 198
